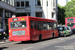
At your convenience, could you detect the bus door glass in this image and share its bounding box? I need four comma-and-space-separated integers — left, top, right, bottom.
34, 21, 38, 35
30, 21, 38, 36
53, 23, 58, 35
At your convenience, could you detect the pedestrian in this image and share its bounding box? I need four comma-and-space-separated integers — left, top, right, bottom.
0, 33, 2, 40
0, 32, 3, 40
3, 32, 7, 42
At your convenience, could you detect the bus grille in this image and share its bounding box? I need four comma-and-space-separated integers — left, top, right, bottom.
12, 30, 25, 36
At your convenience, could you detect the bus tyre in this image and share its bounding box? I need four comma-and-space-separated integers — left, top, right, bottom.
39, 35, 42, 41
21, 41, 25, 43
52, 33, 55, 38
64, 34, 66, 37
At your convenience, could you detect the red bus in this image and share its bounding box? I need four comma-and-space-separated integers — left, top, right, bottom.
65, 17, 75, 33
8, 16, 58, 42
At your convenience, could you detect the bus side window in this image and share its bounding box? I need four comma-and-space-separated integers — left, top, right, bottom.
37, 21, 42, 30
30, 21, 33, 29
50, 22, 54, 29
43, 22, 47, 30
53, 23, 57, 29
47, 22, 51, 30
47, 22, 53, 30
34, 22, 37, 29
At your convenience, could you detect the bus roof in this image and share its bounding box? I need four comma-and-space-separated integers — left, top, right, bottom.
8, 16, 57, 22
66, 17, 75, 18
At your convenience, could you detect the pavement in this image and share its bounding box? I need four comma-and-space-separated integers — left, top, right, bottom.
0, 39, 10, 44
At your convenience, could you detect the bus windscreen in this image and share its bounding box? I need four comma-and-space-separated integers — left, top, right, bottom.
67, 23, 74, 27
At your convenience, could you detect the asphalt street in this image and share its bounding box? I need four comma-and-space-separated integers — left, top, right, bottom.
0, 35, 75, 50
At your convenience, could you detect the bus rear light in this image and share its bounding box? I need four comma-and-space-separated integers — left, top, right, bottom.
27, 33, 29, 35
9, 35, 11, 37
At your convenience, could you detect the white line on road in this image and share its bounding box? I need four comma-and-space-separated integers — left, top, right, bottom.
41, 41, 56, 45
23, 46, 33, 50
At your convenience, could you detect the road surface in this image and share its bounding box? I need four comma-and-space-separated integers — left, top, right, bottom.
0, 35, 75, 50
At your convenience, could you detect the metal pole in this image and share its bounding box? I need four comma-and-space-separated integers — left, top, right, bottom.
2, 9, 5, 32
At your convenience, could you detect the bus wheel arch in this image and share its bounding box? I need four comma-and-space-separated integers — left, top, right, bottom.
39, 34, 42, 41
52, 33, 55, 38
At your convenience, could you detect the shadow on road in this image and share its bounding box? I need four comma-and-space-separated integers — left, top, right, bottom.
0, 47, 8, 50
60, 34, 74, 37
15, 37, 59, 44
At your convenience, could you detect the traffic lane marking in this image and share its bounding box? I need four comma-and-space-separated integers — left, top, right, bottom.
23, 46, 33, 50
41, 41, 56, 45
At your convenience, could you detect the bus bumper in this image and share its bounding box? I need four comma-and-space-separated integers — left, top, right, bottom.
9, 37, 30, 42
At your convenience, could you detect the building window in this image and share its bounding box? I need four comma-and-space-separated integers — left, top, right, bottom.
52, 12, 55, 18
21, 1, 24, 7
37, 0, 41, 6
17, 2, 20, 7
5, 12, 9, 17
36, 12, 42, 17
25, 1, 29, 7
6, 0, 9, 4
16, 12, 30, 16
47, 1, 48, 6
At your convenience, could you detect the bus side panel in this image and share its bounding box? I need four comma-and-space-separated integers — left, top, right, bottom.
53, 29, 58, 37
41, 30, 53, 39
65, 18, 67, 27
27, 17, 31, 40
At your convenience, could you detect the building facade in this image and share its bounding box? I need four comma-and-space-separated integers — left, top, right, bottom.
57, 0, 71, 6
15, 0, 58, 20
0, 0, 16, 36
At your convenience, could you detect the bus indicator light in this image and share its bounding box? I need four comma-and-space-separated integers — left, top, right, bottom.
13, 18, 18, 21
9, 30, 11, 32
21, 18, 24, 20
27, 33, 29, 35
9, 35, 11, 37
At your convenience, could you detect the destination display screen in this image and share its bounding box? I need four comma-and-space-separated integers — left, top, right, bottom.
67, 18, 74, 23
13, 18, 18, 21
